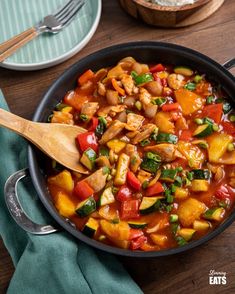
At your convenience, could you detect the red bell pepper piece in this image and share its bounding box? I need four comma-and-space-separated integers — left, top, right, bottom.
215, 185, 235, 205
161, 78, 168, 87
120, 199, 140, 220
221, 121, 235, 136
129, 229, 144, 240
127, 171, 141, 191
78, 69, 94, 86
74, 181, 94, 200
76, 132, 98, 153
88, 117, 99, 131
162, 103, 181, 112
130, 235, 147, 250
179, 130, 192, 141
146, 182, 164, 196
201, 103, 223, 124
116, 185, 132, 202
150, 63, 165, 73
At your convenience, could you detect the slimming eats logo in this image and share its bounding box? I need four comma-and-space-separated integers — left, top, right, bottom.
209, 270, 227, 285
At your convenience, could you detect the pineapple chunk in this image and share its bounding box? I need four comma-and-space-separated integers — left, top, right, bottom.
150, 234, 168, 247
178, 198, 206, 227
48, 170, 74, 192
191, 180, 209, 192
193, 220, 211, 231
207, 133, 233, 163
155, 112, 175, 134
177, 142, 205, 168
174, 187, 189, 199
54, 191, 76, 217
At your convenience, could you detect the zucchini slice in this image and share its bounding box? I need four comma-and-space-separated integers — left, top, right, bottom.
140, 158, 160, 173
203, 207, 225, 221
128, 221, 148, 229
193, 124, 213, 138
82, 217, 99, 237
191, 169, 210, 180
153, 133, 178, 144
139, 197, 163, 215
76, 197, 96, 218
80, 148, 97, 170
160, 169, 177, 182
178, 228, 196, 241
174, 66, 193, 76
98, 187, 115, 206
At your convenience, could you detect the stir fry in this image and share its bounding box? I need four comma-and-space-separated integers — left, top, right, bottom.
47, 57, 235, 251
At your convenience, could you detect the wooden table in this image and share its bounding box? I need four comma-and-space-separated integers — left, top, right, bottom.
0, 0, 235, 293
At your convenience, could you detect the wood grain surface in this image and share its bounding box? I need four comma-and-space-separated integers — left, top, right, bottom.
0, 0, 235, 293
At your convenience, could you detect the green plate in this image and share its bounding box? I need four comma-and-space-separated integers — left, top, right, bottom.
0, 0, 101, 70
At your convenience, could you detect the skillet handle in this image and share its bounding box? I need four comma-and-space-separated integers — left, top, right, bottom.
4, 168, 59, 235
223, 58, 235, 70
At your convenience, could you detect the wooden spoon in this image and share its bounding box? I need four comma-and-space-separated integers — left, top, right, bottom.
0, 108, 89, 174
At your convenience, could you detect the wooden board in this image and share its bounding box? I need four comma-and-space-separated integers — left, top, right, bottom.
0, 0, 235, 292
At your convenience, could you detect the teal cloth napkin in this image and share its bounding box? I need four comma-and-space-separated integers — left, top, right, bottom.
0, 91, 142, 294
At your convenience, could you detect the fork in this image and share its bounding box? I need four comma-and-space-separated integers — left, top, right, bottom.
0, 0, 85, 63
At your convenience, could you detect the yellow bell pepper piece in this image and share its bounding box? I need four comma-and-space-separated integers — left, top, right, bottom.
191, 179, 209, 192
48, 170, 74, 192
174, 187, 189, 199
107, 139, 126, 153
100, 220, 130, 241
150, 234, 168, 247
114, 153, 130, 185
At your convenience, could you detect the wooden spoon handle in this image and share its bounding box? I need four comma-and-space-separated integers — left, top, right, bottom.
0, 27, 38, 62
0, 108, 31, 136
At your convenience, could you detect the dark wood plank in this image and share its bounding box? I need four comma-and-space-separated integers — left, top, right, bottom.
0, 0, 235, 292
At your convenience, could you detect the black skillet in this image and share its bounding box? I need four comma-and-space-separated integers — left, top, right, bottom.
4, 42, 235, 257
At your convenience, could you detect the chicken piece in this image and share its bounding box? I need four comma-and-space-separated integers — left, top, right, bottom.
121, 74, 135, 95
132, 124, 156, 144
139, 87, 151, 105
167, 73, 185, 90
51, 111, 74, 125
125, 113, 145, 131
99, 120, 126, 144
125, 144, 136, 155
80, 102, 99, 119
126, 130, 139, 139
144, 144, 177, 162
97, 105, 127, 117
143, 104, 158, 119
106, 90, 119, 106
97, 82, 106, 96
85, 168, 108, 192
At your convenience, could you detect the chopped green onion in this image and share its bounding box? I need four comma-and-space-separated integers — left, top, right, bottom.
170, 214, 179, 223
194, 75, 202, 83
184, 178, 192, 187
146, 152, 161, 162
219, 201, 228, 208
174, 176, 183, 187
212, 124, 219, 131
187, 171, 193, 181
194, 118, 204, 125
171, 223, 179, 235
198, 142, 209, 149
142, 180, 149, 189
99, 146, 109, 157
133, 73, 153, 85
206, 96, 214, 104
227, 143, 235, 152
112, 187, 119, 194
176, 236, 187, 246
171, 184, 177, 193
215, 99, 232, 114
166, 194, 174, 204
80, 114, 89, 122
111, 218, 120, 224
184, 82, 196, 91
229, 115, 235, 122
135, 101, 142, 111
131, 71, 138, 78
102, 166, 110, 175
176, 166, 183, 172
140, 139, 151, 147
152, 97, 167, 106
47, 114, 53, 122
